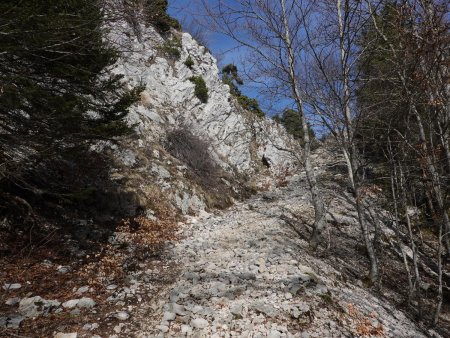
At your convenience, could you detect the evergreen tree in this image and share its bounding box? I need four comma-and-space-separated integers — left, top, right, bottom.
273, 109, 315, 144
0, 0, 140, 206
145, 0, 181, 32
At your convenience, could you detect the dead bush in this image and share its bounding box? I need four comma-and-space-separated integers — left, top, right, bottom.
165, 128, 259, 210
166, 128, 219, 188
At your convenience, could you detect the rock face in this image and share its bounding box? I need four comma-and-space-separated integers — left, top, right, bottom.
104, 18, 299, 216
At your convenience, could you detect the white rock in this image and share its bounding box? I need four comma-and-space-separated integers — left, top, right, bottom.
62, 299, 79, 309
5, 297, 20, 306
3, 283, 21, 290
114, 323, 125, 333
75, 286, 89, 295
57, 266, 71, 274
181, 324, 192, 334
191, 305, 203, 313
268, 330, 282, 338
19, 296, 61, 318
54, 333, 77, 338
172, 303, 187, 316
115, 311, 130, 320
77, 297, 96, 308
191, 318, 209, 329
107, 23, 298, 215
82, 324, 92, 330
156, 325, 169, 333
162, 311, 176, 322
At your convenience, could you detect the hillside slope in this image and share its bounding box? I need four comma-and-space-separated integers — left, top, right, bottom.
1, 8, 447, 338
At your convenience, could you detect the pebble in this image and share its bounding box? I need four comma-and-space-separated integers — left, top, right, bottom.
3, 283, 21, 290
54, 333, 77, 338
70, 309, 80, 316
191, 317, 209, 329
19, 296, 61, 318
75, 286, 89, 295
230, 304, 243, 319
62, 299, 79, 309
77, 297, 96, 308
82, 324, 92, 330
5, 297, 20, 306
251, 301, 278, 318
268, 330, 282, 338
181, 324, 193, 334
191, 305, 203, 314
99, 171, 430, 337
162, 311, 176, 322
115, 311, 130, 320
0, 315, 24, 329
172, 303, 187, 315
156, 325, 169, 333
57, 266, 71, 274
114, 323, 125, 333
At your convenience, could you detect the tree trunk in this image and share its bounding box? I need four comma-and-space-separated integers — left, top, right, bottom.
337, 0, 377, 283
434, 221, 443, 325
400, 165, 423, 319
280, 0, 327, 250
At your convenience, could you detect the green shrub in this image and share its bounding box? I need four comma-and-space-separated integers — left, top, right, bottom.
189, 76, 208, 103
237, 95, 265, 118
144, 0, 181, 32
222, 63, 265, 118
273, 109, 316, 146
184, 55, 194, 68
162, 35, 181, 59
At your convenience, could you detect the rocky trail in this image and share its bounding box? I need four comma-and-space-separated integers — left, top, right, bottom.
2, 168, 444, 338
125, 173, 431, 338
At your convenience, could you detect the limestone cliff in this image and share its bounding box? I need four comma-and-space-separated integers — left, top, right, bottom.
104, 20, 299, 216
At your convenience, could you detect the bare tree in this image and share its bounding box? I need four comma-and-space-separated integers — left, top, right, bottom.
180, 16, 210, 47
361, 0, 449, 324
298, 0, 379, 283
199, 0, 328, 249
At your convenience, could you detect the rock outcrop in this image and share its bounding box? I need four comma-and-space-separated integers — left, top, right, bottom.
103, 18, 299, 216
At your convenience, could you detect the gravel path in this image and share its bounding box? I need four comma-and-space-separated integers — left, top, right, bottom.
133, 175, 431, 338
